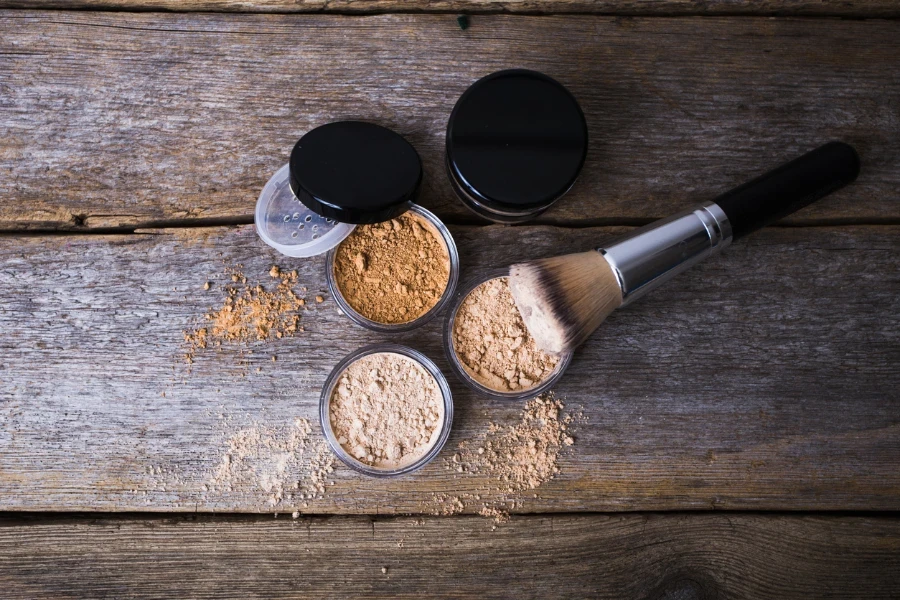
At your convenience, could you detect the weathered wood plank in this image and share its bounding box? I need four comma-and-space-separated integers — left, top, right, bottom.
2, 0, 899, 17
1, 224, 898, 512
1, 12, 898, 230
1, 513, 899, 599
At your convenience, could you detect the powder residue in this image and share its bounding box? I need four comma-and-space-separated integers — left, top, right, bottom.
453, 393, 576, 491
207, 417, 335, 509
332, 211, 450, 324
452, 277, 559, 392
139, 414, 336, 512
329, 352, 444, 469
430, 392, 580, 527
184, 266, 308, 363
477, 505, 511, 526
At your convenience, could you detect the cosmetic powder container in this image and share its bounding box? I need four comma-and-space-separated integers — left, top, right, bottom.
256, 121, 458, 331
443, 271, 573, 400
446, 69, 589, 223
325, 204, 459, 333
320, 343, 454, 477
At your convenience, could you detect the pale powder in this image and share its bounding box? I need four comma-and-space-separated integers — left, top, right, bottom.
452, 277, 559, 392
207, 417, 334, 510
333, 212, 450, 324
329, 352, 444, 469
450, 393, 575, 492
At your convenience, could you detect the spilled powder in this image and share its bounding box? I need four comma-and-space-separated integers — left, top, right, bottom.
430, 392, 580, 527
453, 393, 576, 491
452, 277, 559, 392
183, 265, 310, 363
136, 414, 336, 513
329, 352, 444, 469
166, 265, 335, 513
332, 211, 450, 324
477, 505, 511, 526
207, 417, 335, 510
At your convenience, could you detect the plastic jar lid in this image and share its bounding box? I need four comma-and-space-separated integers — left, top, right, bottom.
256, 121, 423, 258
446, 70, 588, 223
255, 164, 356, 258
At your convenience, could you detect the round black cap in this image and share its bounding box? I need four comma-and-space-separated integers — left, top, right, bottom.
290, 121, 422, 225
446, 70, 588, 213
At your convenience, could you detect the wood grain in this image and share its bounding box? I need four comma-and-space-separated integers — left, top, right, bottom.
1, 224, 898, 513
2, 0, 899, 17
1, 12, 898, 231
1, 513, 899, 599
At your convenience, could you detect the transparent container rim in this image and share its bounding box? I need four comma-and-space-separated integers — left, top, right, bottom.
319, 343, 454, 478
325, 204, 460, 333
443, 269, 573, 400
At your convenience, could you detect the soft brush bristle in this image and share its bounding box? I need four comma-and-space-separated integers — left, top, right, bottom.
509, 251, 623, 353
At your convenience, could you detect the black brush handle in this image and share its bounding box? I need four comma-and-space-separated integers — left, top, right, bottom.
713, 141, 860, 240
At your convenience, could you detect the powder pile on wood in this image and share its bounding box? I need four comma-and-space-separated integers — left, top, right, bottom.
452, 277, 559, 392
332, 212, 450, 324
431, 392, 579, 526
207, 417, 335, 510
183, 265, 308, 363
451, 393, 576, 491
329, 352, 444, 469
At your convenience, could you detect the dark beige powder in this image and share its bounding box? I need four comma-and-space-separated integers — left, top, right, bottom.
333, 212, 450, 324
452, 277, 559, 392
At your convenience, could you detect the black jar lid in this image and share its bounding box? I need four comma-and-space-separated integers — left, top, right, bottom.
289, 121, 422, 225
446, 70, 588, 216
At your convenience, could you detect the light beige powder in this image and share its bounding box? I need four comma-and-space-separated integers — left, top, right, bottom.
204, 417, 335, 511
429, 392, 581, 528
329, 352, 444, 469
448, 393, 575, 492
452, 277, 559, 392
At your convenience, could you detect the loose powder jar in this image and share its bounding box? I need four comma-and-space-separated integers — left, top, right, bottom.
446, 69, 588, 224
255, 121, 458, 331
444, 273, 572, 399
320, 344, 454, 476
326, 204, 459, 332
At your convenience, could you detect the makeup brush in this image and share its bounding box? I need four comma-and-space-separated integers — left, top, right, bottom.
509, 141, 861, 353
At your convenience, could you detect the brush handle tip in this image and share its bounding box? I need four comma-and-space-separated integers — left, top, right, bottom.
714, 141, 860, 240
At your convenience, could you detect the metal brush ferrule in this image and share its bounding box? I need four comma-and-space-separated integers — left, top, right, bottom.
599, 202, 732, 305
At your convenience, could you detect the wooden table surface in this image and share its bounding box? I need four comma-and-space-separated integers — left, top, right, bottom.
1, 2, 899, 598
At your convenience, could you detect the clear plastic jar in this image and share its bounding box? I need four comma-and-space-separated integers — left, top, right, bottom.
325, 204, 460, 333
443, 271, 573, 400
319, 343, 454, 477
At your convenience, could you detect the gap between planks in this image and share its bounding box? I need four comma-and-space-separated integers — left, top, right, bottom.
4, 509, 900, 524
3, 217, 900, 238
0, 2, 899, 18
